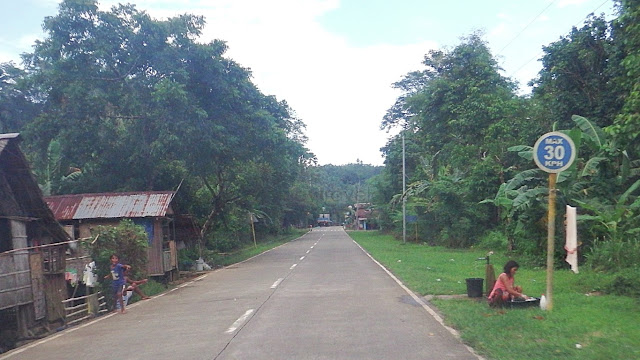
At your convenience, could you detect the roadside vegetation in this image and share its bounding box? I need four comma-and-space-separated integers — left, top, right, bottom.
2, 2, 640, 354
178, 228, 308, 269
349, 231, 640, 360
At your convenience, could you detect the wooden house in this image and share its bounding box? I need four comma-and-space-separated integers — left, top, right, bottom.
44, 192, 182, 281
0, 133, 70, 344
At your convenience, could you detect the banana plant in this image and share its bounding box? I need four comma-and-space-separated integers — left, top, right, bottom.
38, 139, 82, 196
574, 179, 640, 242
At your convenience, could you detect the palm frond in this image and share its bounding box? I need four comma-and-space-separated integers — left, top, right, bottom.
581, 157, 607, 177
512, 187, 547, 210
572, 115, 605, 148
508, 145, 533, 160
505, 169, 541, 191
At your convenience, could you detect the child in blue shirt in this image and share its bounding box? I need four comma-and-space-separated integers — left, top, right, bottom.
106, 254, 131, 313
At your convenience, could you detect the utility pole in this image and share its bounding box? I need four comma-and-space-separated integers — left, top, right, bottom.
402, 132, 406, 244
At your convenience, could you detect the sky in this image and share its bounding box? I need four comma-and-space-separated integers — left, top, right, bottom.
0, 0, 617, 166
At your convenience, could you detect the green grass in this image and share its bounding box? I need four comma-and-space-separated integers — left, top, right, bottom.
205, 229, 308, 267
348, 230, 640, 360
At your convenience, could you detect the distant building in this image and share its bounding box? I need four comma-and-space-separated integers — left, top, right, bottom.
354, 203, 375, 230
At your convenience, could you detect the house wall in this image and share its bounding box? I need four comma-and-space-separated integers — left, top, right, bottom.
148, 219, 163, 276
74, 218, 175, 277
0, 221, 32, 311
0, 253, 32, 311
29, 253, 46, 321
43, 273, 66, 323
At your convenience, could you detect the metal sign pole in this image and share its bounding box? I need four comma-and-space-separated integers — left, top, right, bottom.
546, 173, 557, 311
533, 131, 576, 312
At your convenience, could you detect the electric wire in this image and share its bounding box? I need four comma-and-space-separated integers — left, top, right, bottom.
507, 0, 613, 80
498, 0, 557, 56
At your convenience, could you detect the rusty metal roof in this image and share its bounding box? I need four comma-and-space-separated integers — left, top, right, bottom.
44, 191, 175, 220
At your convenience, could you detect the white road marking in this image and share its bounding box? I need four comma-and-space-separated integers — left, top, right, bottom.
306, 250, 310, 254
299, 256, 305, 260
290, 264, 297, 270
225, 309, 255, 334
271, 278, 284, 289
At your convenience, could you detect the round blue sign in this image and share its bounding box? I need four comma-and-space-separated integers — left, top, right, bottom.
533, 132, 576, 173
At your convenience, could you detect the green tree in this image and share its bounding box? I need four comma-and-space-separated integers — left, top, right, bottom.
609, 0, 640, 158
19, 0, 310, 246
531, 14, 625, 131
381, 33, 527, 244
0, 63, 39, 133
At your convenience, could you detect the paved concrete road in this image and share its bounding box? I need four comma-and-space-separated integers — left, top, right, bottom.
1, 228, 480, 360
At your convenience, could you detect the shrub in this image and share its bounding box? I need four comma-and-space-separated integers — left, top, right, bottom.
178, 247, 199, 270
587, 238, 640, 271
86, 219, 149, 309
476, 230, 508, 250
604, 268, 640, 298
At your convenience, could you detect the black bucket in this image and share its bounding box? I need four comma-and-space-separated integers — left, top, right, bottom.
465, 278, 484, 298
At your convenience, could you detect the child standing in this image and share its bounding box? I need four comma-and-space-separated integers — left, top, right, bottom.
106, 254, 131, 313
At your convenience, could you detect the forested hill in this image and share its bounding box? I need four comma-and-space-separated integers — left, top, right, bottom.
310, 163, 383, 223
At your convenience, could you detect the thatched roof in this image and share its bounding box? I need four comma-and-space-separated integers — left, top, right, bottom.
0, 133, 69, 243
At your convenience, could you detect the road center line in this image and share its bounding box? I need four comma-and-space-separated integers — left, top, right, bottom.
290, 264, 297, 269
225, 309, 255, 334
299, 256, 305, 260
306, 250, 310, 254
271, 278, 284, 289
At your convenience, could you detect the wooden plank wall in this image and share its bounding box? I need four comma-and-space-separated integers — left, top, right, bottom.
29, 253, 46, 320
148, 220, 163, 276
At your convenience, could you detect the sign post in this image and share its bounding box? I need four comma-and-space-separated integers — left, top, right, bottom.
532, 132, 576, 311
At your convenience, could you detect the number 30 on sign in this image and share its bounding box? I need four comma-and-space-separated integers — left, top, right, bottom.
533, 132, 576, 173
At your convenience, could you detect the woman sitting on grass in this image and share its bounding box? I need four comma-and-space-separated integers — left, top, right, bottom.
488, 260, 529, 307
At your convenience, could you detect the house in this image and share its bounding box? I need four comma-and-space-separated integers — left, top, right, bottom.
44, 191, 184, 281
353, 203, 376, 230
0, 133, 70, 347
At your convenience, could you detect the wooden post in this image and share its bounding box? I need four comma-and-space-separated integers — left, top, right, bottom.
546, 173, 557, 311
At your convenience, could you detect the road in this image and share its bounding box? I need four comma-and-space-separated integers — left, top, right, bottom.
2, 228, 480, 360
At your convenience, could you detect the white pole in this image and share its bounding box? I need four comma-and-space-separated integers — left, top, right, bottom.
402, 132, 406, 244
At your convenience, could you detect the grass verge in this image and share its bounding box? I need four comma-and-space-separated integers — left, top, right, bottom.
205, 229, 308, 267
348, 230, 640, 360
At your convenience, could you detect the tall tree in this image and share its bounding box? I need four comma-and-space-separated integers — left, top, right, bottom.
19, 0, 309, 241
0, 63, 39, 133
610, 0, 640, 158
381, 33, 528, 245
530, 14, 625, 130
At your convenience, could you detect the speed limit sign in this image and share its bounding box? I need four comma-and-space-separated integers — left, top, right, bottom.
533, 132, 576, 173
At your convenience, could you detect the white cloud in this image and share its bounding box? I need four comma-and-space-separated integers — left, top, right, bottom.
0, 34, 43, 64
96, 0, 427, 165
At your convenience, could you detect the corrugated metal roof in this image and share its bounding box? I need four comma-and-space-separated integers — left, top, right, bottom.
44, 191, 175, 220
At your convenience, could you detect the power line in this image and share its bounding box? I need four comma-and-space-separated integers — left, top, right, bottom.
498, 0, 557, 55
507, 0, 613, 80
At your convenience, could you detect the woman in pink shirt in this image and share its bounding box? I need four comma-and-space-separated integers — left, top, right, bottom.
488, 260, 528, 307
